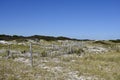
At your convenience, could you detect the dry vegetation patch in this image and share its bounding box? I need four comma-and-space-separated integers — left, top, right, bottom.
0, 40, 120, 80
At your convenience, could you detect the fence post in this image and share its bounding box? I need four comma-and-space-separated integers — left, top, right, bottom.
7, 45, 10, 58
70, 44, 72, 54
30, 42, 33, 67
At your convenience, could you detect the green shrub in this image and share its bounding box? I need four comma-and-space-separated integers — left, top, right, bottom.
94, 41, 110, 45
41, 50, 47, 57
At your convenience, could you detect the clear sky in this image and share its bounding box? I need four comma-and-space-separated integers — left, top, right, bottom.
0, 0, 120, 40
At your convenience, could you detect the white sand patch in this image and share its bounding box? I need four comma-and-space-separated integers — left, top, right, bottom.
67, 71, 102, 80
14, 57, 30, 65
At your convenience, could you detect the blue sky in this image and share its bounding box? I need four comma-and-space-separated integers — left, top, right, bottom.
0, 0, 120, 40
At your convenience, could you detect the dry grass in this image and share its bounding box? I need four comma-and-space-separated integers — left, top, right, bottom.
0, 40, 120, 80
1, 52, 120, 80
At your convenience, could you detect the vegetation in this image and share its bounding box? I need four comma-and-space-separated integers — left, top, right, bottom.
94, 40, 110, 45
0, 34, 120, 80
0, 34, 80, 41
109, 39, 120, 43
0, 52, 120, 80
